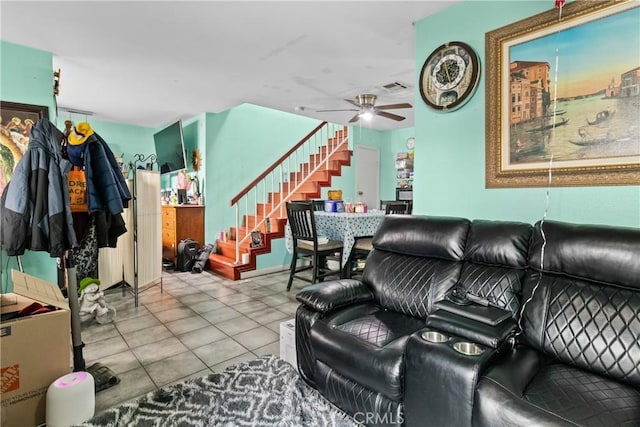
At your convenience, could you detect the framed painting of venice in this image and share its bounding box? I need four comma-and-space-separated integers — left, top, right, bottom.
485, 0, 640, 187
0, 101, 49, 195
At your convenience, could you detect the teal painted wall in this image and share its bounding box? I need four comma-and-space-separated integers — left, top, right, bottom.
1, 41, 58, 290
414, 1, 640, 227
1, 41, 55, 111
87, 119, 155, 172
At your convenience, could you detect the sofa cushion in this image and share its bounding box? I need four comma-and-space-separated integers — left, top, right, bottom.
465, 220, 531, 268
457, 220, 532, 315
363, 250, 462, 319
457, 264, 524, 316
522, 221, 640, 386
372, 215, 469, 259
529, 220, 640, 288
521, 271, 640, 387
359, 216, 469, 320
474, 347, 640, 427
524, 364, 640, 425
310, 303, 424, 401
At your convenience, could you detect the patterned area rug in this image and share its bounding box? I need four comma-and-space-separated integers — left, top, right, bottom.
79, 356, 361, 426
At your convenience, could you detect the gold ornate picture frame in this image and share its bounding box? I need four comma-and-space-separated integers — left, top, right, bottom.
485, 0, 640, 188
1, 101, 49, 195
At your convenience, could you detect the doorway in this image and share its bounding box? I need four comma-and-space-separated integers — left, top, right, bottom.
355, 145, 380, 209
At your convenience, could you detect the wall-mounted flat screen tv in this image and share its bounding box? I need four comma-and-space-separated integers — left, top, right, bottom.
154, 120, 186, 174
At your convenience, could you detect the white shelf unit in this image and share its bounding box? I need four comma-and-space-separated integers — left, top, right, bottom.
396, 153, 414, 189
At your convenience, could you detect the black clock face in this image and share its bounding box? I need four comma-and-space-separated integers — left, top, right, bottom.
419, 41, 480, 111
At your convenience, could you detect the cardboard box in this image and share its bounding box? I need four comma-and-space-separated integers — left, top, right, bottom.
1, 270, 71, 427
279, 319, 297, 369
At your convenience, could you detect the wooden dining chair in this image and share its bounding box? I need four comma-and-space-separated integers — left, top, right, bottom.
385, 201, 410, 215
290, 199, 325, 212
311, 200, 325, 212
348, 202, 410, 278
379, 200, 396, 212
286, 201, 344, 291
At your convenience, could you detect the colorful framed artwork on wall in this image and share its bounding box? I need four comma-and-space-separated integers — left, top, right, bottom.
485, 0, 640, 188
0, 101, 49, 194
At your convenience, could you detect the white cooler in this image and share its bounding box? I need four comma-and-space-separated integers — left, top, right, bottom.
279, 319, 297, 369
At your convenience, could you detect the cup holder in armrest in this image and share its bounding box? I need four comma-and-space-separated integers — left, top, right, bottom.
421, 330, 449, 343
452, 341, 485, 356
406, 331, 493, 427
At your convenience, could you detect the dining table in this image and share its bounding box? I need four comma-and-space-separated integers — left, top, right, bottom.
285, 210, 387, 269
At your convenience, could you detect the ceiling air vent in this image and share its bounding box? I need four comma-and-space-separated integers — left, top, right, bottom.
381, 81, 409, 92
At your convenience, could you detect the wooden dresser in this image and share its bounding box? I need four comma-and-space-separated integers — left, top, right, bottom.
161, 205, 205, 265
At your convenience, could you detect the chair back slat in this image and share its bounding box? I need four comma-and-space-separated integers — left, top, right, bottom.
385, 202, 410, 215
312, 200, 325, 211
286, 201, 317, 243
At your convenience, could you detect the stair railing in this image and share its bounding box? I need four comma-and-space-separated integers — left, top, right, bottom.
230, 122, 348, 264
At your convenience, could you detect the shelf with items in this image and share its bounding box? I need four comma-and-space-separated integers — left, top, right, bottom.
396, 152, 414, 189
395, 158, 414, 171
397, 178, 413, 189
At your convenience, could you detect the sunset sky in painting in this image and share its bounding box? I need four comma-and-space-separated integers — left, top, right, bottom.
510, 5, 640, 99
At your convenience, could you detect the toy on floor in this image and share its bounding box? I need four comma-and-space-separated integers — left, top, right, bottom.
78, 278, 116, 324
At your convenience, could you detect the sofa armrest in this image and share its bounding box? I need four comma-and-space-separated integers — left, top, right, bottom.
404, 329, 499, 427
296, 279, 373, 313
426, 309, 516, 349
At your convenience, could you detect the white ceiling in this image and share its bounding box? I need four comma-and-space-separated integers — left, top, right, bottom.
1, 1, 459, 131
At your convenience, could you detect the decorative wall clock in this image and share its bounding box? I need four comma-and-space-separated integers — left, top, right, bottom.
419, 41, 480, 112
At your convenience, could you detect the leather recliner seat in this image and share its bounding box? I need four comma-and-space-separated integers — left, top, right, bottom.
473, 221, 640, 426
295, 216, 533, 425
294, 216, 640, 426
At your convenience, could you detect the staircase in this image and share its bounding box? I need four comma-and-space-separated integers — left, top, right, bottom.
208, 123, 351, 280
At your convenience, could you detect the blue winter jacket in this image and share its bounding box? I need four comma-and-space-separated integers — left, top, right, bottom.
1, 119, 78, 256
83, 132, 131, 214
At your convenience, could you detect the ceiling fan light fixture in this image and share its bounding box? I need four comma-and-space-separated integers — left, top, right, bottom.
359, 109, 374, 121
356, 94, 377, 107
319, 93, 411, 123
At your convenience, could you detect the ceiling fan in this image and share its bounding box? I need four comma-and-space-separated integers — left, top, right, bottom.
317, 94, 412, 123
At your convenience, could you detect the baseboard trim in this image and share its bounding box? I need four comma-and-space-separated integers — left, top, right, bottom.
239, 260, 310, 280
240, 265, 289, 279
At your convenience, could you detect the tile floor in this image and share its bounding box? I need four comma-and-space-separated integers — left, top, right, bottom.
81, 269, 307, 413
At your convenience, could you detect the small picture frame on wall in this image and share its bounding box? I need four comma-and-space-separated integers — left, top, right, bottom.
249, 231, 264, 248
0, 101, 49, 195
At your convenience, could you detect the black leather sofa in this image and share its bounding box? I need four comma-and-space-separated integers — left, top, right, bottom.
294, 216, 640, 426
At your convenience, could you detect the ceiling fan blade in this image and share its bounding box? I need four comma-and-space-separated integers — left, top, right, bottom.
348, 114, 360, 123
316, 108, 359, 112
377, 111, 406, 121
376, 103, 413, 110
344, 98, 362, 108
